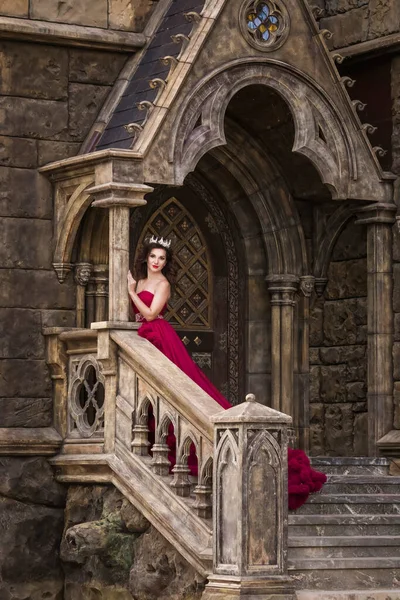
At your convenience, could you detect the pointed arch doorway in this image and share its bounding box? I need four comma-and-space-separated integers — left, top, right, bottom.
130, 178, 244, 405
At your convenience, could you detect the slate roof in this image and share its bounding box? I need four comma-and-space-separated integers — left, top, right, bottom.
96, 0, 205, 151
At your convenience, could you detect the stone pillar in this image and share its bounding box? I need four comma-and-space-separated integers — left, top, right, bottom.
202, 394, 294, 600
266, 275, 299, 438
356, 203, 397, 455
87, 182, 153, 322
74, 262, 92, 328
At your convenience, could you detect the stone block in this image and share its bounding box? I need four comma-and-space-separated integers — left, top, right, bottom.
320, 344, 365, 365
0, 398, 52, 427
247, 320, 270, 373
109, 0, 155, 31
0, 218, 52, 269
0, 309, 44, 359
309, 298, 324, 346
0, 167, 52, 218
323, 299, 357, 345
40, 310, 76, 328
368, 0, 400, 40
331, 217, 366, 260
394, 382, 400, 429
324, 404, 354, 456
0, 269, 75, 309
37, 140, 80, 167
393, 263, 400, 312
346, 381, 367, 402
320, 365, 348, 403
246, 373, 271, 406
0, 136, 37, 168
310, 365, 321, 402
0, 359, 52, 397
0, 0, 28, 17
320, 6, 369, 49
243, 235, 267, 275
0, 97, 68, 139
326, 259, 367, 299
353, 411, 368, 455
68, 83, 110, 141
0, 457, 66, 506
309, 348, 320, 364
247, 276, 270, 320
324, 0, 368, 18
393, 342, 400, 380
69, 49, 128, 85
31, 0, 108, 27
0, 42, 68, 100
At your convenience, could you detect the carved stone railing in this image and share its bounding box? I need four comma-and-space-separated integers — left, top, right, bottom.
45, 325, 292, 592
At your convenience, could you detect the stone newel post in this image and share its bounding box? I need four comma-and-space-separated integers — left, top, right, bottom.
202, 394, 295, 600
356, 203, 397, 455
87, 182, 153, 322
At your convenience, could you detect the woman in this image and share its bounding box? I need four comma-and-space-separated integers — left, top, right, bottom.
128, 236, 326, 509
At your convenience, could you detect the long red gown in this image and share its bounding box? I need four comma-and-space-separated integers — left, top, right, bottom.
133, 290, 326, 510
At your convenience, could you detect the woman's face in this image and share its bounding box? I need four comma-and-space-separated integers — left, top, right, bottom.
147, 247, 167, 274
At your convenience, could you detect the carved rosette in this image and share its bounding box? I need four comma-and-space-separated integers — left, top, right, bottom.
239, 0, 290, 52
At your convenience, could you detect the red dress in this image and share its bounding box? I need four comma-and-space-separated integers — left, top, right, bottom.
133, 291, 326, 509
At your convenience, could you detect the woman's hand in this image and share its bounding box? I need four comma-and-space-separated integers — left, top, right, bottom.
127, 270, 136, 291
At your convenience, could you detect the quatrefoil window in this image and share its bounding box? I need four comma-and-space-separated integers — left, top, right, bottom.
240, 0, 289, 51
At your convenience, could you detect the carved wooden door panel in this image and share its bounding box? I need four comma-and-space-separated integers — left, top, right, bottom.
135, 196, 229, 396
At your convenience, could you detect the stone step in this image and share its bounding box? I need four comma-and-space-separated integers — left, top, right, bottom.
289, 535, 400, 558
295, 590, 400, 600
310, 457, 390, 476
289, 514, 400, 536
322, 476, 400, 495
296, 493, 400, 515
289, 558, 400, 589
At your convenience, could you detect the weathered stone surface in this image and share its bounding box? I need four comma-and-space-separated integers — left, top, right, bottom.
309, 298, 324, 347
69, 49, 128, 85
68, 83, 110, 141
394, 381, 400, 429
0, 42, 68, 100
324, 404, 354, 455
0, 269, 75, 309
325, 259, 367, 299
0, 308, 44, 358
393, 342, 400, 380
309, 365, 321, 402
247, 320, 270, 373
392, 57, 400, 174
331, 218, 367, 260
109, 0, 155, 31
0, 495, 64, 591
368, 0, 400, 39
309, 404, 325, 455
0, 218, 52, 269
323, 299, 366, 345
393, 263, 400, 312
324, 0, 368, 17
38, 140, 81, 167
129, 526, 206, 600
0, 359, 52, 397
0, 397, 52, 427
320, 344, 365, 365
0, 136, 37, 168
31, 0, 108, 27
0, 0, 29, 17
309, 348, 320, 364
65, 583, 134, 599
0, 97, 68, 139
320, 365, 348, 403
320, 6, 369, 49
0, 457, 66, 507
41, 309, 76, 328
353, 411, 368, 455
346, 381, 367, 401
0, 167, 52, 218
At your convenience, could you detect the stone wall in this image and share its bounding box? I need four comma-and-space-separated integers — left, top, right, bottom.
61, 485, 206, 600
0, 40, 127, 428
310, 219, 368, 456
0, 0, 156, 32
318, 0, 400, 50
0, 457, 67, 599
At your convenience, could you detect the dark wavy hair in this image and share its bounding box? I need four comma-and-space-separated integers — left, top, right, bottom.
133, 239, 178, 285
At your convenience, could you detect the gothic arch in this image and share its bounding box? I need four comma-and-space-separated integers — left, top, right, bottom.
171, 58, 362, 199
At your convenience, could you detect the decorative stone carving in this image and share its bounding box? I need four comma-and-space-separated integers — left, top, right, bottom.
74, 262, 92, 286
299, 275, 315, 297
69, 356, 105, 439
239, 0, 290, 52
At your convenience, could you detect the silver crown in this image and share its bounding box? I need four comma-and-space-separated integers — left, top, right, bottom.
149, 235, 172, 249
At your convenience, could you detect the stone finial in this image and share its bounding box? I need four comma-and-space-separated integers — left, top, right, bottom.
245, 393, 256, 402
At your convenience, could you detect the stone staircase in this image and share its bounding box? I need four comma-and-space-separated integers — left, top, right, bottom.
289, 457, 400, 599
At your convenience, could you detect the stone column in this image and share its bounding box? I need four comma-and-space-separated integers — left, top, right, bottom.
74, 262, 92, 328
87, 183, 153, 322
202, 394, 294, 600
356, 203, 397, 455
266, 275, 299, 437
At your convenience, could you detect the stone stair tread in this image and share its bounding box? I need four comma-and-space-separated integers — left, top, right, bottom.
289, 557, 400, 570
306, 493, 400, 503
289, 536, 400, 547
289, 514, 400, 524
325, 475, 400, 484
295, 590, 400, 599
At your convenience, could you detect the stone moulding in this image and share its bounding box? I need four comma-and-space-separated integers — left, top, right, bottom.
0, 15, 146, 52
0, 427, 62, 455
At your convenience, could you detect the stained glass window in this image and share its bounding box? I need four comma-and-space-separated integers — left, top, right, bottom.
241, 0, 288, 51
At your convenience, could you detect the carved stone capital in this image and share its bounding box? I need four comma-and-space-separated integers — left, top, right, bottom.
88, 182, 153, 209
53, 262, 74, 283
314, 277, 328, 297
355, 202, 397, 226
74, 262, 93, 286
299, 275, 315, 297
266, 274, 299, 306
